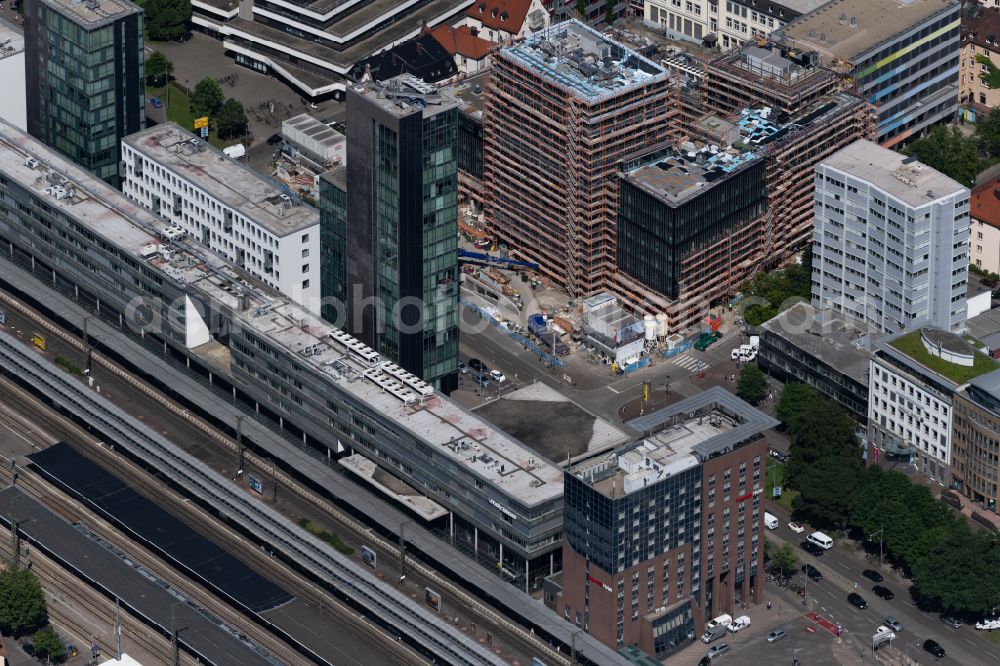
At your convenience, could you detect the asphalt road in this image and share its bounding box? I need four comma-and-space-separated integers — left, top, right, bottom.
457, 304, 750, 426
765, 504, 1000, 666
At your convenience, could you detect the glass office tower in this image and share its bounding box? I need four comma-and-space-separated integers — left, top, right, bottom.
24, 0, 144, 188
321, 77, 460, 393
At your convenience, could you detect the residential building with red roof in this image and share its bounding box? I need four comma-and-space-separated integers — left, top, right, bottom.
462, 0, 550, 43
429, 24, 495, 74
972, 176, 1000, 274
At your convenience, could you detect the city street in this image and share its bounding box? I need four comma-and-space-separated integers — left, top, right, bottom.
763, 504, 1000, 666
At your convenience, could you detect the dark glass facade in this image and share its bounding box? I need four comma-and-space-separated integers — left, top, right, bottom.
319, 170, 347, 324
457, 111, 483, 181
24, 0, 144, 188
326, 87, 459, 393
616, 159, 767, 299
564, 465, 702, 575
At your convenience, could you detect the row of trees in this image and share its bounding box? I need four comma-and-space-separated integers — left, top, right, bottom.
0, 568, 65, 661
775, 383, 1000, 616
903, 108, 1000, 186
137, 0, 192, 42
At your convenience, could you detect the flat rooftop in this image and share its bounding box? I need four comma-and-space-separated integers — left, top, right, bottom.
124, 123, 318, 237
779, 0, 958, 62
350, 75, 459, 119
501, 19, 668, 102
623, 143, 758, 206
439, 70, 489, 116
282, 113, 345, 151
572, 387, 777, 498
39, 0, 140, 27
820, 139, 966, 208
761, 302, 878, 384
0, 17, 24, 59
884, 329, 998, 386
0, 118, 563, 508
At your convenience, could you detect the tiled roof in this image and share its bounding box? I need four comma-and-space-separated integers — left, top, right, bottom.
429, 24, 493, 60
973, 177, 1000, 229
466, 0, 532, 33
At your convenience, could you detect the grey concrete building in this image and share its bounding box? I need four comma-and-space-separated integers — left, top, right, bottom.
758, 302, 877, 422
0, 118, 563, 590
24, 0, 144, 187
811, 140, 970, 335
321, 76, 460, 394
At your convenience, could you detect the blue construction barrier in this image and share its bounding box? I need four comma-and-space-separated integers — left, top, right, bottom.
461, 299, 565, 368
662, 340, 693, 358
620, 357, 651, 374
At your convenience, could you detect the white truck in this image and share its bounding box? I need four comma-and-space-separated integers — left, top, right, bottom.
731, 336, 760, 362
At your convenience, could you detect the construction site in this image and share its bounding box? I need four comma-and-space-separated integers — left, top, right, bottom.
482, 19, 676, 298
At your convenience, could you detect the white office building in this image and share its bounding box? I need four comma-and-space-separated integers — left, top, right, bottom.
811, 140, 970, 335
121, 123, 321, 309
868, 328, 999, 485
644, 0, 826, 51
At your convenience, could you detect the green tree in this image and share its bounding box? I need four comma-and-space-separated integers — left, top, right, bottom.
0, 568, 47, 636
977, 106, 1000, 158
32, 625, 65, 661
143, 0, 192, 42
904, 125, 981, 186
604, 0, 615, 23
787, 399, 863, 526
775, 383, 817, 433
216, 98, 248, 139
770, 543, 798, 576
740, 248, 812, 326
911, 524, 1000, 615
576, 0, 587, 18
737, 364, 768, 405
190, 77, 224, 119
145, 51, 174, 88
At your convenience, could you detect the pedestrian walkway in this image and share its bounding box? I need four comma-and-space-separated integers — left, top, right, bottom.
670, 353, 708, 372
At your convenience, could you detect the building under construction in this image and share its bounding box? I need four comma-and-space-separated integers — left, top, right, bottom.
705, 40, 842, 119
608, 93, 874, 332
482, 20, 675, 297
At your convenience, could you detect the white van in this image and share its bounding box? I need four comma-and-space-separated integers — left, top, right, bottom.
728, 615, 751, 633
701, 614, 732, 643
763, 511, 779, 530
807, 531, 834, 550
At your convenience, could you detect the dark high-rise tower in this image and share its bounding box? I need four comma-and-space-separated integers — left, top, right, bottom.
321, 76, 460, 393
24, 0, 144, 187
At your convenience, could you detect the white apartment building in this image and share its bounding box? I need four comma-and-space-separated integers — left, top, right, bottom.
121, 124, 321, 309
811, 140, 970, 335
644, 0, 826, 50
868, 328, 999, 485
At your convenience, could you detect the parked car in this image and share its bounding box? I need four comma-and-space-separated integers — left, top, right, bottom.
766, 629, 786, 643
884, 616, 904, 632
458, 362, 469, 374
489, 369, 506, 383
923, 639, 946, 658
149, 96, 162, 108
728, 616, 750, 633
698, 658, 712, 666
468, 358, 486, 372
801, 540, 824, 557
788, 521, 805, 533
473, 373, 491, 388
848, 593, 868, 609
802, 564, 823, 582
873, 585, 894, 600
706, 643, 730, 659
175, 31, 192, 42
862, 569, 883, 583
976, 617, 1000, 630
941, 615, 962, 629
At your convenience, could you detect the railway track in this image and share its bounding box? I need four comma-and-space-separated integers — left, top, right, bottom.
0, 285, 569, 666
0, 331, 507, 666
0, 376, 424, 666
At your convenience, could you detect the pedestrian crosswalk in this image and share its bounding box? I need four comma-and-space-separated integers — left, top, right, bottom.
670, 353, 709, 372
